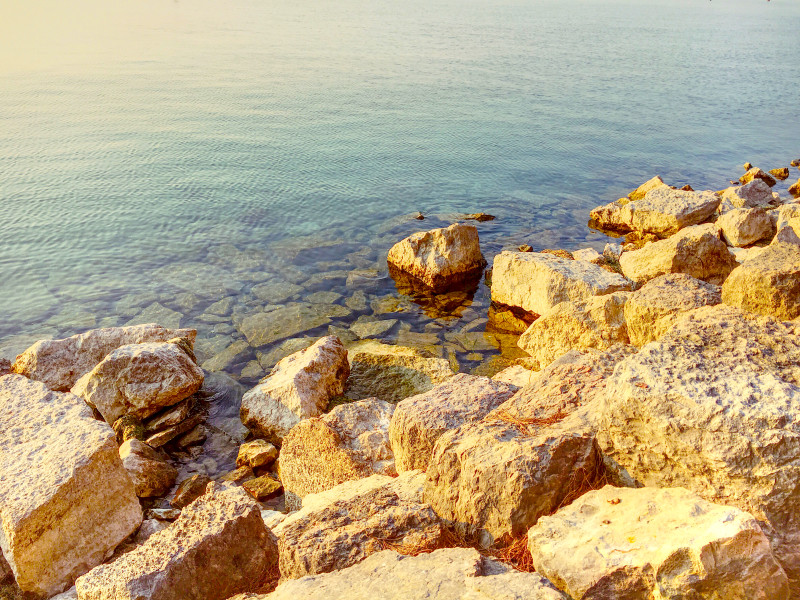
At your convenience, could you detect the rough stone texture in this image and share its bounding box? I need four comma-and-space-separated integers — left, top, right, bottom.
717, 206, 775, 247
491, 364, 536, 387
623, 273, 721, 346
775, 203, 800, 231
243, 475, 283, 501
0, 358, 10, 376
721, 179, 778, 209
389, 374, 517, 473
730, 245, 769, 264
517, 292, 629, 369
234, 548, 566, 600
741, 167, 777, 187
346, 340, 455, 404
119, 439, 178, 498
628, 175, 669, 201
0, 375, 142, 597
171, 474, 211, 508
280, 398, 396, 509
619, 223, 737, 285
790, 179, 800, 198
774, 221, 800, 245
237, 439, 278, 469
572, 247, 603, 263
71, 342, 204, 425
491, 251, 631, 317
387, 223, 486, 290
240, 336, 349, 445
721, 242, 800, 320
528, 486, 789, 600
75, 482, 276, 600
596, 306, 800, 586
277, 472, 446, 580
589, 187, 720, 237
238, 304, 348, 348
11, 323, 196, 392
770, 167, 790, 181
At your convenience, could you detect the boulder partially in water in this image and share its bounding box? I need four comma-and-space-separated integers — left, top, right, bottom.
119, 439, 178, 498
740, 166, 777, 187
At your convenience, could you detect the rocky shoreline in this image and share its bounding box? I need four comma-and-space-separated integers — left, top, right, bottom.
1, 160, 800, 599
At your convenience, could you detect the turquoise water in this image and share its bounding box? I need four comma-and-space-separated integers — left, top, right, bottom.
1, 0, 799, 374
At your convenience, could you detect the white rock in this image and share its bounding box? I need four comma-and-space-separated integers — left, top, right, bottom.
119, 439, 178, 498
0, 375, 141, 597
717, 206, 774, 247
240, 336, 349, 445
721, 179, 778, 208
572, 247, 603, 263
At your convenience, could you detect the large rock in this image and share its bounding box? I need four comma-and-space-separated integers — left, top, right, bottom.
491, 251, 631, 318
717, 206, 774, 247
0, 375, 142, 597
119, 439, 178, 498
240, 336, 349, 445
346, 340, 455, 404
589, 187, 720, 237
75, 482, 275, 600
628, 175, 669, 201
71, 342, 204, 425
623, 273, 721, 346
11, 323, 196, 392
276, 472, 445, 580
389, 374, 517, 473
740, 167, 777, 187
619, 223, 737, 285
775, 203, 800, 232
721, 242, 800, 320
517, 292, 629, 369
280, 398, 396, 509
233, 548, 567, 600
387, 223, 486, 290
721, 179, 779, 209
528, 486, 789, 600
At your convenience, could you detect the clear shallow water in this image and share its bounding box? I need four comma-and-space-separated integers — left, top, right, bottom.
1, 0, 799, 372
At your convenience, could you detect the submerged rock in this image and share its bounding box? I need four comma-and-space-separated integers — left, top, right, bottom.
238, 304, 346, 348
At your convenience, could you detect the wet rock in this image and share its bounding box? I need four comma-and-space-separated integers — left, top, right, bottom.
145, 508, 181, 521
769, 167, 790, 181
120, 439, 178, 497
0, 358, 10, 376
528, 486, 789, 600
144, 398, 194, 435
387, 223, 486, 291
240, 336, 349, 444
156, 262, 244, 298
218, 465, 255, 484
346, 340, 455, 404
487, 303, 534, 333
0, 375, 141, 597
619, 223, 737, 285
238, 304, 339, 347
125, 302, 183, 329
256, 337, 316, 371
718, 206, 774, 247
789, 179, 800, 198
171, 473, 211, 508
12, 323, 196, 392
200, 339, 250, 373
281, 398, 396, 509
237, 439, 279, 470
113, 414, 145, 443
344, 290, 368, 311
390, 374, 517, 473
740, 167, 777, 187
517, 292, 629, 370
349, 317, 398, 339
71, 341, 204, 425
145, 411, 204, 448
491, 251, 631, 318
175, 424, 207, 447
721, 242, 800, 320
243, 475, 283, 501
721, 178, 779, 209
251, 280, 303, 304
75, 482, 276, 600
624, 273, 721, 346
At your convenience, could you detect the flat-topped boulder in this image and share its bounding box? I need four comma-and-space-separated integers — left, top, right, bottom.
721, 242, 800, 320
240, 336, 349, 445
619, 223, 737, 285
119, 439, 178, 498
387, 223, 486, 291
517, 292, 629, 370
389, 374, 517, 473
528, 486, 788, 600
75, 482, 276, 600
491, 251, 631, 318
0, 375, 141, 597
71, 341, 204, 425
721, 179, 779, 209
740, 166, 777, 187
718, 206, 774, 247
280, 398, 396, 510
11, 323, 196, 392
623, 273, 721, 346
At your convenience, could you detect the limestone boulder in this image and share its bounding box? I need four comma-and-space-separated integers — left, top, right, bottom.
75, 482, 276, 600
491, 364, 536, 387
237, 439, 278, 469
346, 340, 455, 403
775, 203, 800, 231
623, 273, 721, 346
517, 292, 629, 370
740, 167, 777, 187
774, 221, 800, 245
717, 206, 774, 247
280, 398, 396, 510
71, 342, 204, 425
619, 223, 737, 285
528, 486, 788, 600
628, 175, 669, 201
721, 179, 779, 209
389, 374, 517, 473
0, 375, 141, 597
119, 439, 178, 498
387, 223, 486, 290
11, 323, 196, 392
721, 242, 800, 320
240, 336, 349, 445
491, 251, 631, 318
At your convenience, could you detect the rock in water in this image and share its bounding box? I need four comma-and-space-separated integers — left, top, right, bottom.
71, 342, 204, 425
628, 175, 669, 201
721, 243, 800, 320
721, 179, 779, 209
0, 375, 142, 597
740, 167, 777, 187
75, 482, 276, 600
491, 251, 631, 318
717, 206, 774, 247
770, 167, 790, 181
240, 336, 349, 445
280, 398, 396, 510
386, 223, 486, 291
119, 439, 178, 498
389, 374, 517, 473
11, 323, 196, 392
528, 486, 788, 600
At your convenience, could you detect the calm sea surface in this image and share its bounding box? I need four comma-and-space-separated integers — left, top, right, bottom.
1, 0, 799, 376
